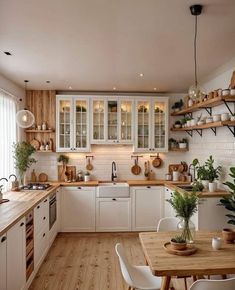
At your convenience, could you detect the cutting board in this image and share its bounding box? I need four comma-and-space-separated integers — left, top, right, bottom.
66, 166, 76, 181
58, 165, 67, 181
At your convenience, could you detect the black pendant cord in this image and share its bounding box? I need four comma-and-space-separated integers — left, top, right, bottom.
194, 15, 198, 87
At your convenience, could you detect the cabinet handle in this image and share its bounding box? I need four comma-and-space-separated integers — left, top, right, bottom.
20, 222, 25, 227
1, 236, 6, 243
43, 233, 45, 237
77, 187, 82, 189
147, 186, 151, 189
37, 205, 40, 209
43, 217, 46, 220
112, 198, 117, 201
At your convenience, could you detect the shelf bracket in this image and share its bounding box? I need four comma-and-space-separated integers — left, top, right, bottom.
226, 125, 235, 137
185, 130, 193, 137
210, 127, 217, 136
195, 129, 202, 137
223, 100, 234, 115
202, 107, 212, 116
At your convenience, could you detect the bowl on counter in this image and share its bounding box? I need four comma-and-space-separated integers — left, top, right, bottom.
212, 114, 221, 122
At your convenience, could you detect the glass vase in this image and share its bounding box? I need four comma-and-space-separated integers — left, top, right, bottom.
177, 218, 196, 243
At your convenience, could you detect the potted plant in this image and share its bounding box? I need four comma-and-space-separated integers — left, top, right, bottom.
169, 138, 178, 149
219, 167, 235, 243
178, 138, 188, 149
174, 120, 182, 129
192, 158, 210, 189
13, 142, 36, 185
84, 171, 90, 182
171, 99, 183, 112
170, 235, 187, 251
167, 190, 199, 243
205, 155, 222, 192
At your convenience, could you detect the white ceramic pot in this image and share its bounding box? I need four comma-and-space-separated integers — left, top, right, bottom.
230, 89, 235, 96
179, 143, 187, 149
231, 115, 235, 121
206, 117, 213, 124
212, 114, 221, 122
173, 171, 180, 182
222, 89, 230, 96
190, 119, 197, 126
84, 175, 90, 182
188, 99, 193, 107
212, 237, 222, 250
209, 182, 217, 192
201, 180, 209, 189
187, 120, 191, 127
221, 113, 229, 121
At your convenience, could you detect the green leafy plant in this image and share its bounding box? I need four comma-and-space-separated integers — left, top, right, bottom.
219, 167, 235, 225
171, 235, 186, 243
179, 138, 188, 144
205, 155, 222, 182
191, 180, 204, 192
175, 120, 181, 125
13, 142, 36, 182
57, 154, 69, 165
84, 171, 90, 176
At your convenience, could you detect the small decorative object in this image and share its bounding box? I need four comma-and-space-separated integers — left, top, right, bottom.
77, 170, 83, 181
37, 125, 41, 130
222, 89, 230, 97
174, 120, 182, 129
57, 154, 69, 181
172, 99, 183, 112
169, 138, 178, 149
31, 169, 37, 182
49, 138, 53, 151
212, 237, 222, 250
178, 139, 188, 149
38, 172, 48, 182
170, 236, 187, 251
230, 114, 235, 121
205, 156, 222, 192
9, 174, 19, 191
167, 190, 198, 243
212, 114, 221, 122
222, 229, 235, 244
221, 112, 229, 121
230, 89, 235, 96
30, 138, 40, 151
188, 98, 194, 107
42, 121, 47, 130
84, 171, 90, 182
40, 143, 45, 151
0, 184, 3, 202
13, 142, 36, 185
45, 143, 49, 151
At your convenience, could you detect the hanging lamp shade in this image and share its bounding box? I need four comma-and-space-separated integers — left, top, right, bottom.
16, 80, 35, 128
188, 4, 205, 100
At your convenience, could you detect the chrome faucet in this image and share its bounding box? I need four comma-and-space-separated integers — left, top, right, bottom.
111, 161, 117, 182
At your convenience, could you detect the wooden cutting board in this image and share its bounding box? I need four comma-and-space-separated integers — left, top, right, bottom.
58, 165, 67, 181
66, 166, 76, 181
38, 173, 48, 182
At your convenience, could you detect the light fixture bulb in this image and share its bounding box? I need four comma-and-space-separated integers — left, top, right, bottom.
22, 113, 28, 122
188, 84, 205, 100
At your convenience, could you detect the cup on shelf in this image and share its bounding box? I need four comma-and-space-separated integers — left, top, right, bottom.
212, 114, 221, 122
222, 89, 230, 96
230, 89, 235, 96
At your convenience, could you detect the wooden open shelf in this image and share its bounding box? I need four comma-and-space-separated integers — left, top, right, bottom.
35, 150, 54, 153
171, 95, 235, 116
169, 147, 188, 152
25, 129, 54, 133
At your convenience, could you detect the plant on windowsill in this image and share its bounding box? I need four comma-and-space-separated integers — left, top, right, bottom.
167, 190, 199, 243
13, 142, 36, 186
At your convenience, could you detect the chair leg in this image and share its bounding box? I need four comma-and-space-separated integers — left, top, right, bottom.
184, 277, 187, 290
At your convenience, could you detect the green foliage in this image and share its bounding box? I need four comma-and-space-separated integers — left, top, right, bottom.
13, 142, 36, 178
84, 171, 90, 176
220, 167, 235, 225
57, 154, 69, 165
171, 235, 186, 243
192, 180, 204, 192
167, 191, 199, 220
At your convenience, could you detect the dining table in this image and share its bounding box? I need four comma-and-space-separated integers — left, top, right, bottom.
139, 231, 235, 290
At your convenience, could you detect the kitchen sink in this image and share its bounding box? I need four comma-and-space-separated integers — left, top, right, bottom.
97, 182, 130, 198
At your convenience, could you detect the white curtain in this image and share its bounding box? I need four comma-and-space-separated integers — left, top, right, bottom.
0, 89, 17, 191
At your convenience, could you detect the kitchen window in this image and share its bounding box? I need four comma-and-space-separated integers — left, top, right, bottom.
0, 88, 17, 189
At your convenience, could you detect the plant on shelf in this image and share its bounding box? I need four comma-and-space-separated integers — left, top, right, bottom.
192, 158, 210, 189
171, 99, 184, 112
169, 138, 178, 149
167, 190, 199, 243
178, 138, 188, 149
84, 171, 91, 182
191, 180, 204, 192
219, 167, 235, 225
13, 142, 36, 185
174, 120, 182, 129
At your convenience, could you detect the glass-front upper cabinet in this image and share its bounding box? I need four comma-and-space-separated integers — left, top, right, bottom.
135, 97, 168, 152
92, 100, 105, 142
120, 100, 133, 143
107, 100, 118, 142
56, 96, 90, 152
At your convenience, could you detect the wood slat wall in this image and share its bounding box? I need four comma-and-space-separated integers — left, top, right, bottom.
26, 90, 56, 151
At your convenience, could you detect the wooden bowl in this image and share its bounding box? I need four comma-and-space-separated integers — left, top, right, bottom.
222, 229, 235, 244
170, 240, 187, 251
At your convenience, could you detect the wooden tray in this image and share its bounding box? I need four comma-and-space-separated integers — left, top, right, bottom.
163, 242, 197, 256
0, 199, 10, 204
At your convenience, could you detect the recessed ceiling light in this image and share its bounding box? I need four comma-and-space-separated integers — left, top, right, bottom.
153, 88, 157, 91
139, 73, 144, 77
68, 86, 72, 90
46, 80, 50, 83
4, 51, 12, 56
113, 87, 116, 90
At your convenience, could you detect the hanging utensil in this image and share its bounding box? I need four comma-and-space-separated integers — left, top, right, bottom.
131, 159, 141, 175
86, 157, 93, 171
152, 153, 162, 168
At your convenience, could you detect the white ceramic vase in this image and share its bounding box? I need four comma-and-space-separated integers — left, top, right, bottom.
209, 182, 217, 193
84, 175, 90, 182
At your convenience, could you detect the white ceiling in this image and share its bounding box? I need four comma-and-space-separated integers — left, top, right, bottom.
0, 0, 235, 92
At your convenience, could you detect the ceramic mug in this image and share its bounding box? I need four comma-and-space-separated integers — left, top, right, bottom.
212, 237, 222, 250
222, 89, 230, 96
230, 89, 235, 96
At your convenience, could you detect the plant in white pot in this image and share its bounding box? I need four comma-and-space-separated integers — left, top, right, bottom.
205, 155, 222, 192
178, 138, 188, 149
192, 158, 210, 189
84, 171, 91, 182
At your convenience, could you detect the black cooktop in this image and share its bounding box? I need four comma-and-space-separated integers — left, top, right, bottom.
21, 183, 51, 190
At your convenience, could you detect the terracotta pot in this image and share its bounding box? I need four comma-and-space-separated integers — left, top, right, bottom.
170, 240, 187, 251
222, 229, 235, 244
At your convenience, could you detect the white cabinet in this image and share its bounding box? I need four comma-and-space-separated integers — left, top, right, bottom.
131, 186, 163, 231
96, 198, 131, 231
135, 97, 168, 152
61, 187, 96, 232
164, 187, 176, 218
34, 197, 49, 270
0, 234, 7, 290
49, 189, 60, 246
56, 95, 90, 152
7, 217, 26, 290
91, 97, 134, 144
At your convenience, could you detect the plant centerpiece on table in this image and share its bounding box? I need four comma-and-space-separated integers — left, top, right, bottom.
219, 167, 235, 243
13, 142, 36, 185
167, 190, 199, 243
170, 235, 187, 250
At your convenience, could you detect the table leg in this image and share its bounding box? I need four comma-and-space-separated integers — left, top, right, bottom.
161, 276, 171, 290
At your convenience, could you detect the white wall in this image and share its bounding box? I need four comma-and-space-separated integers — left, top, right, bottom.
0, 73, 25, 100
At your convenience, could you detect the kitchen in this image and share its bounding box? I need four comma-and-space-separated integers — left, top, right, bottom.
0, 1, 235, 290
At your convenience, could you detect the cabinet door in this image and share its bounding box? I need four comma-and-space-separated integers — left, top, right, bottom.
74, 97, 90, 151
7, 217, 26, 290
132, 186, 163, 231
34, 228, 49, 270
56, 97, 73, 152
107, 100, 119, 143
135, 99, 151, 152
164, 187, 176, 218
91, 99, 106, 143
61, 187, 96, 232
119, 99, 134, 143
96, 198, 131, 231
152, 98, 168, 152
0, 234, 7, 290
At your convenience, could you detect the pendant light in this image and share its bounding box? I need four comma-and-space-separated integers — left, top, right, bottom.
16, 80, 35, 128
188, 4, 205, 100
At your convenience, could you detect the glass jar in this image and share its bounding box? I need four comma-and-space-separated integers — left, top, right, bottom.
177, 218, 196, 243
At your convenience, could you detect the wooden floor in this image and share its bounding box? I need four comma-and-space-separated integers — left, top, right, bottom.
29, 233, 193, 290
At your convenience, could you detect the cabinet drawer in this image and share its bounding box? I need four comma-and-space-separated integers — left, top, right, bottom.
34, 198, 49, 235
34, 228, 49, 269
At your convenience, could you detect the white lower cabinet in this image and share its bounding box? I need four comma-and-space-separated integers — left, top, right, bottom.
7, 217, 26, 290
131, 186, 163, 231
61, 187, 96, 232
164, 187, 175, 218
96, 198, 131, 231
0, 234, 7, 290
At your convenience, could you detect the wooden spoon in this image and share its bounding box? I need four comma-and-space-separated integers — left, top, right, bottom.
131, 159, 141, 175
86, 158, 93, 171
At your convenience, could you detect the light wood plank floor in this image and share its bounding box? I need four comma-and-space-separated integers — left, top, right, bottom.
30, 233, 193, 290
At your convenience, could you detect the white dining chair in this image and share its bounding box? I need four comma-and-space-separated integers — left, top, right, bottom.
189, 277, 235, 290
115, 243, 162, 290
157, 217, 180, 232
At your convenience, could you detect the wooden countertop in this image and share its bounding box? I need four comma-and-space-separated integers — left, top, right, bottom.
166, 183, 230, 198
127, 180, 190, 186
